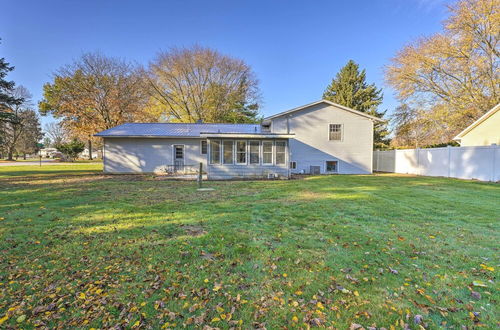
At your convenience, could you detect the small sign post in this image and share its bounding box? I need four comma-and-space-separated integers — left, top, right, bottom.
37, 143, 44, 167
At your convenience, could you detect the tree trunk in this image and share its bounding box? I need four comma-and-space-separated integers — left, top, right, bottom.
7, 149, 13, 161
23, 153, 27, 160
88, 138, 93, 160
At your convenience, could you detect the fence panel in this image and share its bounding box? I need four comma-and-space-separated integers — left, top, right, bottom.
374, 145, 499, 182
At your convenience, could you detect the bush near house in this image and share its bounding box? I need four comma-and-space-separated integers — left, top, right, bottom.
0, 164, 498, 328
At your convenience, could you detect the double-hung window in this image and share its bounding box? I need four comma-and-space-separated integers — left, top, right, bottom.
275, 141, 286, 165
249, 141, 260, 164
329, 124, 343, 141
236, 141, 246, 164
210, 140, 221, 164
262, 141, 273, 165
223, 140, 234, 164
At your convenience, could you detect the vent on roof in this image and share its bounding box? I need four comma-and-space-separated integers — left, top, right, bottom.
196, 119, 203, 123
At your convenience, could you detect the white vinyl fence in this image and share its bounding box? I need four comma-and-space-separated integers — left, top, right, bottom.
373, 145, 500, 182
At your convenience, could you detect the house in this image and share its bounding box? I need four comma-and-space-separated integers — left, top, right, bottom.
454, 103, 500, 146
95, 100, 384, 179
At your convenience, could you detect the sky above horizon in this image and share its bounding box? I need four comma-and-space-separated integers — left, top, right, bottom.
1, 0, 452, 128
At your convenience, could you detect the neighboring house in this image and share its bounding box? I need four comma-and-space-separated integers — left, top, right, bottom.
454, 103, 500, 146
79, 148, 103, 159
95, 100, 383, 179
39, 148, 58, 158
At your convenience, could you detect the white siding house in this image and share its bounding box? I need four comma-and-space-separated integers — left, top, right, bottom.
96, 100, 383, 179
264, 100, 382, 174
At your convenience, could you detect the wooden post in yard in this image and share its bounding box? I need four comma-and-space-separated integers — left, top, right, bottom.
197, 162, 203, 188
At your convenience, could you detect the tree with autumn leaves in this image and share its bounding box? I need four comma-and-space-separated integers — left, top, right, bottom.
39, 52, 153, 159
39, 48, 262, 159
386, 0, 499, 147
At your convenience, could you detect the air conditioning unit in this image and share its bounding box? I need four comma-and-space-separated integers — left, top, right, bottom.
267, 173, 278, 179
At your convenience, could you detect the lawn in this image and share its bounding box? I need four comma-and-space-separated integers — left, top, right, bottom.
0, 164, 498, 329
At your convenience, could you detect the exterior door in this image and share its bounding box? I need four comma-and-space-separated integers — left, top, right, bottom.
173, 145, 184, 172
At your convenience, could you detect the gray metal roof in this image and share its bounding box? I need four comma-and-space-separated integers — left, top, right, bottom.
95, 123, 262, 137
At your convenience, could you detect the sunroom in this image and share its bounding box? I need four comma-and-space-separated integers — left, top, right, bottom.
200, 132, 294, 180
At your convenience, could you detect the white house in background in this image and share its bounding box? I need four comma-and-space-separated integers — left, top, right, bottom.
95, 100, 384, 179
454, 103, 500, 146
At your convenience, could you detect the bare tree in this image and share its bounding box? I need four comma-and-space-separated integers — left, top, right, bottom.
145, 45, 261, 123
44, 122, 68, 147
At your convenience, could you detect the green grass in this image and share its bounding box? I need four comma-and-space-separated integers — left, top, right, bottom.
0, 164, 498, 329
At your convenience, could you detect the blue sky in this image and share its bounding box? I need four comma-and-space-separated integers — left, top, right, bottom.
1, 0, 451, 127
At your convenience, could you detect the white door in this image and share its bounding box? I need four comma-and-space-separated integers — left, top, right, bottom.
173, 145, 184, 172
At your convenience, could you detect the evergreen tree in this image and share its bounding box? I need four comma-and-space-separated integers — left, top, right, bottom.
323, 60, 390, 148
0, 40, 23, 114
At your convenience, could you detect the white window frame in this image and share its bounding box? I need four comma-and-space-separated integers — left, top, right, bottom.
235, 140, 247, 165
200, 140, 207, 155
275, 140, 287, 165
325, 160, 339, 173
249, 140, 260, 165
209, 140, 222, 165
262, 140, 274, 165
222, 140, 234, 165
328, 124, 343, 141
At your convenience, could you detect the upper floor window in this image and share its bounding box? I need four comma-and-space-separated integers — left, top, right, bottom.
329, 124, 343, 141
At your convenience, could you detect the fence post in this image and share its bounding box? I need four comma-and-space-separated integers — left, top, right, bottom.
492, 144, 497, 182
416, 148, 420, 176
447, 146, 451, 178
197, 162, 203, 188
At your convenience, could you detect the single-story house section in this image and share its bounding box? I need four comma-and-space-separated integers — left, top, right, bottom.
454, 103, 500, 146
95, 99, 384, 179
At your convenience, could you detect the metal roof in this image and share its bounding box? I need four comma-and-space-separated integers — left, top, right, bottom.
95, 123, 262, 137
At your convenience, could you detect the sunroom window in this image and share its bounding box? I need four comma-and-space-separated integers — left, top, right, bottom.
262, 141, 273, 164
275, 141, 286, 165
223, 140, 234, 164
249, 141, 260, 164
210, 140, 221, 164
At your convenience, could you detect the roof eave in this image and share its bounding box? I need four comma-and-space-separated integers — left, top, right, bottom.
453, 103, 500, 140
200, 133, 294, 138
264, 99, 385, 123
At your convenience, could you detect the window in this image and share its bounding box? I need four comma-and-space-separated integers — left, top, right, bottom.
326, 161, 338, 172
223, 140, 234, 164
174, 145, 184, 160
329, 124, 342, 141
290, 161, 297, 169
262, 141, 273, 165
249, 140, 260, 164
275, 141, 286, 165
200, 140, 207, 154
236, 141, 246, 164
210, 140, 221, 164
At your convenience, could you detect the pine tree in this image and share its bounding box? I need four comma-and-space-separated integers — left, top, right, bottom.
323, 60, 390, 148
